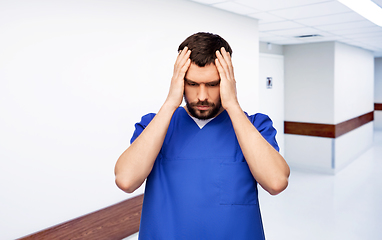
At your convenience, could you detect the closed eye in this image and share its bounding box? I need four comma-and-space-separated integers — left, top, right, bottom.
186, 81, 197, 86
184, 79, 199, 86
184, 78, 220, 87
206, 80, 220, 87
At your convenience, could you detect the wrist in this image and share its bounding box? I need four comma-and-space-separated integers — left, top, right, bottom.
162, 98, 181, 113
223, 100, 240, 113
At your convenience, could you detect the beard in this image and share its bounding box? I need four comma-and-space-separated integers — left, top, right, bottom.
185, 96, 222, 120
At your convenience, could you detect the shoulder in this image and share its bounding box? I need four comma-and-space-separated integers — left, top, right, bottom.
136, 107, 183, 127
137, 113, 156, 127
245, 112, 274, 129
245, 112, 279, 151
130, 108, 183, 144
130, 113, 156, 144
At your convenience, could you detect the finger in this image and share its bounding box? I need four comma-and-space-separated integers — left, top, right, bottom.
215, 58, 227, 80
177, 49, 191, 72
216, 49, 229, 70
179, 48, 191, 65
179, 46, 188, 55
175, 49, 191, 75
220, 47, 233, 63
175, 47, 187, 66
175, 46, 189, 65
216, 50, 230, 78
220, 47, 234, 80
221, 47, 231, 61
180, 58, 191, 74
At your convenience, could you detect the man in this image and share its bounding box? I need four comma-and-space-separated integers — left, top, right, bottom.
115, 32, 290, 239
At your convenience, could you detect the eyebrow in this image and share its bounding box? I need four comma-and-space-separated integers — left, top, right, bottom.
184, 78, 221, 85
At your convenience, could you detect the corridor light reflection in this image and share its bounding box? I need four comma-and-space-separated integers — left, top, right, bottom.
338, 0, 382, 27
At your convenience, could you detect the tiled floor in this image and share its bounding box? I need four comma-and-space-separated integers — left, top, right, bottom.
259, 130, 382, 240
124, 131, 382, 240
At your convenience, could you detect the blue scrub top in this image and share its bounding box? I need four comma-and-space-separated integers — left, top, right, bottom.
131, 107, 279, 240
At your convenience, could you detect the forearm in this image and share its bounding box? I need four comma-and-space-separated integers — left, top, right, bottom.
115, 102, 177, 193
226, 104, 290, 195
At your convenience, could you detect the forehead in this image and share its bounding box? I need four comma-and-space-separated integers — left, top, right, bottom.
185, 63, 220, 83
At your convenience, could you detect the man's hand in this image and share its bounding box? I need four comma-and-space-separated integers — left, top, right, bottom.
165, 46, 191, 109
215, 47, 238, 111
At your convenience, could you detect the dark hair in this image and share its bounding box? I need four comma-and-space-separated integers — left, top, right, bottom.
178, 32, 233, 67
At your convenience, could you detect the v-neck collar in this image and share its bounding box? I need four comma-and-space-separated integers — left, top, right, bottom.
180, 106, 228, 129
188, 115, 214, 129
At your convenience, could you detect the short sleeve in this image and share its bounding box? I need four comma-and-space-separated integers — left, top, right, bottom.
246, 113, 279, 152
130, 113, 156, 144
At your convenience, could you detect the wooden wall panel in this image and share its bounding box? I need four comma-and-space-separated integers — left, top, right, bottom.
18, 194, 144, 240
285, 111, 374, 138
335, 112, 373, 137
375, 103, 382, 111
284, 122, 335, 138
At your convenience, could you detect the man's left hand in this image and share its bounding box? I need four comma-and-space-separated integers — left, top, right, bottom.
215, 47, 239, 111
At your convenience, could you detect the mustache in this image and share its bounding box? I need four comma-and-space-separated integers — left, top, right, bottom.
189, 100, 215, 107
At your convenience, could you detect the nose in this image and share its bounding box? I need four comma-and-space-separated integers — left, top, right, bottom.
197, 84, 208, 101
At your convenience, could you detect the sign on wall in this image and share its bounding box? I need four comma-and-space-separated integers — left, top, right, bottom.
266, 77, 273, 89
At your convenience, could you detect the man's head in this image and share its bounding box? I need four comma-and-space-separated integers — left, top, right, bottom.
179, 32, 232, 120
178, 32, 232, 67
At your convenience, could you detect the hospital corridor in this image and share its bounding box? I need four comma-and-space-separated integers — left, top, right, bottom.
1, 0, 382, 239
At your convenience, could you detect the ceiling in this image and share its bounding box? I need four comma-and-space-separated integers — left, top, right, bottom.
189, 0, 382, 57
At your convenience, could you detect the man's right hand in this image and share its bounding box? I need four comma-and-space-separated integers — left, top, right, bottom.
165, 46, 191, 109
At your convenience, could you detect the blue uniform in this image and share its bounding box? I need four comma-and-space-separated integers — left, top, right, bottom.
131, 107, 279, 240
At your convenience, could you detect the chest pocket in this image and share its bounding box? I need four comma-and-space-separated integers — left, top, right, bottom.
219, 161, 258, 205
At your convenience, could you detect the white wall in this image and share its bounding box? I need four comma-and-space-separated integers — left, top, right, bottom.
375, 57, 382, 130
259, 42, 283, 55
375, 58, 382, 103
284, 134, 334, 173
333, 43, 374, 171
284, 42, 335, 124
259, 53, 284, 156
334, 42, 374, 124
284, 41, 374, 174
375, 112, 382, 130
334, 122, 374, 171
0, 1, 259, 239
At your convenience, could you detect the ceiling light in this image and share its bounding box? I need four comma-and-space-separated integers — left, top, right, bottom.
294, 34, 323, 39
338, 0, 382, 27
